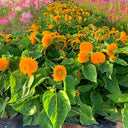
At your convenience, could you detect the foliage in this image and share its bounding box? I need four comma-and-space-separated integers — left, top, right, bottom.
0, 1, 128, 128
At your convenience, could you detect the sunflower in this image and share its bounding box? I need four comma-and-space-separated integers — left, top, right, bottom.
106, 43, 118, 56
42, 34, 53, 48
54, 15, 61, 22
91, 52, 106, 65
30, 31, 37, 44
75, 90, 80, 96
109, 55, 116, 62
5, 34, 11, 42
52, 65, 67, 81
19, 57, 38, 77
0, 58, 9, 71
78, 52, 89, 63
77, 70, 81, 79
42, 31, 50, 35
48, 24, 53, 29
80, 42, 93, 52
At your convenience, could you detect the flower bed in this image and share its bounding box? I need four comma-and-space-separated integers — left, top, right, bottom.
0, 1, 128, 128
75, 0, 128, 34
0, 0, 53, 34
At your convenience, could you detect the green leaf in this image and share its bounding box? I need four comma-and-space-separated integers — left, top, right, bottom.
9, 70, 34, 103
78, 85, 93, 92
115, 57, 128, 66
61, 58, 74, 65
64, 75, 76, 104
91, 91, 103, 113
39, 110, 53, 128
20, 37, 31, 48
79, 104, 98, 125
11, 96, 40, 116
11, 31, 24, 37
67, 107, 80, 117
119, 74, 128, 87
23, 111, 40, 126
43, 90, 71, 128
107, 93, 128, 103
4, 74, 10, 90
122, 103, 128, 128
21, 50, 30, 58
103, 75, 121, 94
0, 97, 9, 117
114, 47, 128, 54
82, 64, 97, 83
98, 61, 113, 79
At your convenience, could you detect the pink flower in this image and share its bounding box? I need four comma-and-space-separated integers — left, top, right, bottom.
15, 6, 22, 11
0, 17, 8, 24
34, 6, 39, 10
8, 12, 15, 20
111, 22, 114, 26
19, 17, 30, 23
21, 12, 33, 19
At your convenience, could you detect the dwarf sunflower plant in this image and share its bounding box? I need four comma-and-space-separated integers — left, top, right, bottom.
0, 1, 128, 128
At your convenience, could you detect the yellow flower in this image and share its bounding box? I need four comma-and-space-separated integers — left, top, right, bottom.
91, 52, 106, 65
48, 24, 53, 29
77, 70, 81, 79
42, 31, 50, 35
106, 43, 118, 56
31, 23, 41, 31
78, 52, 89, 63
42, 34, 53, 48
52, 65, 67, 81
109, 55, 116, 62
30, 31, 37, 44
0, 58, 9, 71
80, 42, 93, 52
5, 34, 11, 42
19, 57, 38, 77
75, 90, 80, 96
54, 15, 61, 22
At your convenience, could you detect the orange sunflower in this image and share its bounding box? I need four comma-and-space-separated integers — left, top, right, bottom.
54, 15, 61, 22
80, 42, 93, 52
91, 52, 106, 65
52, 65, 67, 81
0, 58, 9, 71
30, 31, 37, 44
19, 57, 38, 77
48, 24, 53, 29
78, 52, 89, 63
106, 43, 118, 56
42, 34, 53, 48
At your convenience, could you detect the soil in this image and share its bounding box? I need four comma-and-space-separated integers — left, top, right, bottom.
0, 114, 124, 128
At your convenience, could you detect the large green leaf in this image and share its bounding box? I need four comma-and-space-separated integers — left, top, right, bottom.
121, 103, 128, 128
115, 57, 128, 66
0, 97, 9, 117
119, 74, 128, 87
11, 96, 40, 116
39, 110, 53, 128
82, 64, 97, 83
79, 104, 98, 125
98, 61, 113, 79
78, 84, 93, 92
61, 58, 74, 65
114, 47, 128, 54
103, 75, 121, 94
9, 70, 34, 103
43, 90, 71, 128
23, 111, 40, 126
91, 91, 103, 113
107, 93, 128, 103
64, 75, 76, 104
